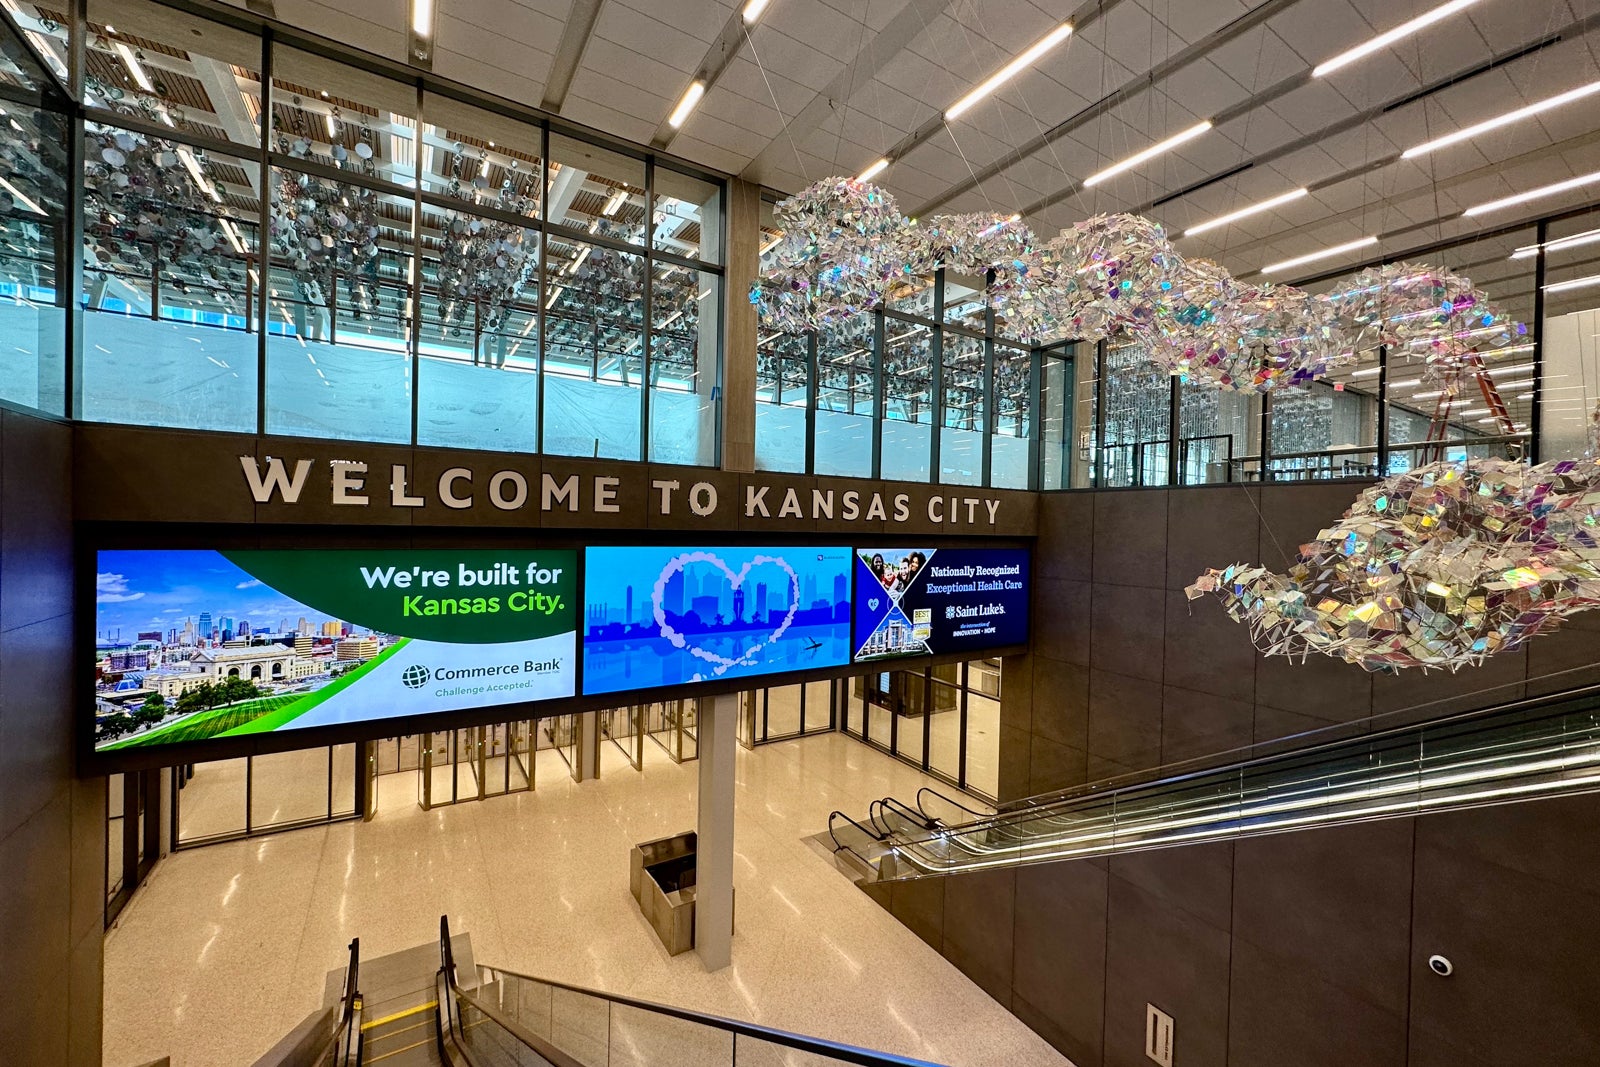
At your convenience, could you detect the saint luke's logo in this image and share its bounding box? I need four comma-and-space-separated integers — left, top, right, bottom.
401, 664, 431, 689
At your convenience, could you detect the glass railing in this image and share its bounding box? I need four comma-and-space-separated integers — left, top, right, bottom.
437, 918, 945, 1067
875, 681, 1600, 877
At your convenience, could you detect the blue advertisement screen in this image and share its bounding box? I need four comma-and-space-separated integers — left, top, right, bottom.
583, 546, 853, 694
853, 548, 1029, 662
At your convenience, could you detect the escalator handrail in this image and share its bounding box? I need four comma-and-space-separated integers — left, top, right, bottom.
438, 916, 579, 1067
915, 787, 989, 821
827, 809, 886, 852
336, 937, 361, 1067
441, 934, 946, 1065
885, 679, 1600, 850
874, 796, 936, 832
998, 674, 1600, 815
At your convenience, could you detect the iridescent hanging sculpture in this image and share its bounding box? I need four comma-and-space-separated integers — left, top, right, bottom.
1186, 458, 1600, 671
751, 176, 912, 332
751, 180, 1526, 398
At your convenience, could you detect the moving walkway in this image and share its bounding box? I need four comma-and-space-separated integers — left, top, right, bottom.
262, 916, 946, 1067
829, 681, 1600, 880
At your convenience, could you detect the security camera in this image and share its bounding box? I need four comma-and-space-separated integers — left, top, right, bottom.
1428, 954, 1453, 977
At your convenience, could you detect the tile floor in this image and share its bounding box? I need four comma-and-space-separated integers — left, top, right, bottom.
103, 731, 1071, 1067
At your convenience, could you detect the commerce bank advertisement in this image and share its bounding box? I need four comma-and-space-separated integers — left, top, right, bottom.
93, 549, 577, 751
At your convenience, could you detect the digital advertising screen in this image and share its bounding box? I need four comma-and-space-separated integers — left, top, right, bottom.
853, 547, 1029, 662
92, 549, 577, 751
583, 545, 853, 694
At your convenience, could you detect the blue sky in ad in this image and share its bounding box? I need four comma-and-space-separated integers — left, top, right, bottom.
95, 550, 337, 639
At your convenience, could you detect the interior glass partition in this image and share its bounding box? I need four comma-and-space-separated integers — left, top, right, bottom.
880, 317, 933, 481
814, 318, 875, 477
173, 743, 359, 847
1541, 207, 1600, 460
843, 659, 1002, 800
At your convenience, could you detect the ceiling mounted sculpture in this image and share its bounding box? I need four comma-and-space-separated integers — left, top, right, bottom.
1186, 457, 1600, 671
752, 178, 1525, 394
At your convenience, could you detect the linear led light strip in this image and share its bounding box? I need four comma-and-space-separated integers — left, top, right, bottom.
898, 746, 1600, 871
1313, 0, 1485, 78
1404, 80, 1600, 159
1262, 235, 1377, 275
1184, 188, 1308, 237
1465, 169, 1600, 216
854, 22, 1074, 190
1544, 273, 1600, 294
1083, 121, 1212, 187
1512, 227, 1600, 260
946, 22, 1074, 121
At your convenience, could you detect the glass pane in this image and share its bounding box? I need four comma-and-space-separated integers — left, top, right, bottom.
942, 271, 987, 329
106, 773, 125, 900
421, 93, 542, 219
0, 98, 66, 414
81, 123, 259, 430
814, 318, 874, 477
941, 332, 984, 485
85, 0, 264, 149
896, 672, 925, 766
765, 684, 802, 739
653, 167, 720, 264
880, 319, 932, 481
965, 689, 1000, 799
0, 6, 67, 88
1177, 382, 1257, 484
265, 165, 414, 442
416, 198, 540, 452
803, 679, 832, 733
1100, 340, 1171, 487
1039, 348, 1073, 489
650, 266, 717, 465
272, 47, 414, 190
177, 756, 248, 842
755, 330, 808, 472
928, 682, 961, 780
249, 748, 331, 829
331, 743, 356, 816
1542, 211, 1600, 461
991, 344, 1032, 489
543, 238, 643, 459
548, 133, 645, 242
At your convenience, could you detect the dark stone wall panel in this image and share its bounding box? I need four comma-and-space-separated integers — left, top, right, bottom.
1089, 584, 1165, 683
1013, 861, 1108, 1067
1092, 489, 1167, 588
1228, 938, 1407, 1067
941, 868, 1017, 1006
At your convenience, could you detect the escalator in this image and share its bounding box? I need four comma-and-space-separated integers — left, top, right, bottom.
830, 681, 1600, 880
260, 916, 950, 1066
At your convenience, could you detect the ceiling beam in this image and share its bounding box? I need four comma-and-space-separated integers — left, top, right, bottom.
540, 0, 606, 114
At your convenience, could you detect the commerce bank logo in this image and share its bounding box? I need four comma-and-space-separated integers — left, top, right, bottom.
401, 664, 431, 689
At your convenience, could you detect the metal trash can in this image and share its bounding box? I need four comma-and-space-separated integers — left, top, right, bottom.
630, 831, 699, 955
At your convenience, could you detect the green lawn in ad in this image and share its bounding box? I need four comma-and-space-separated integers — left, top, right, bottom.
101, 693, 302, 750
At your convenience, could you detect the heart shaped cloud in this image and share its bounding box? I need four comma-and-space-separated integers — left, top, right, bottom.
651, 551, 801, 679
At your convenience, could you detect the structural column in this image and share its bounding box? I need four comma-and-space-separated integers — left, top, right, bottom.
575, 711, 600, 782
721, 178, 760, 473
696, 692, 738, 970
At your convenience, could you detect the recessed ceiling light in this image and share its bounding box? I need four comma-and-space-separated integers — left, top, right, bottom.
945, 21, 1074, 122
1404, 80, 1600, 159
668, 81, 706, 128
1465, 169, 1600, 216
113, 41, 153, 92
1261, 236, 1378, 275
1312, 0, 1485, 78
1083, 121, 1212, 187
1184, 188, 1308, 237
856, 157, 890, 183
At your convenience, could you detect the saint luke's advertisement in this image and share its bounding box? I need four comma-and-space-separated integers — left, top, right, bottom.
852, 548, 1030, 662
92, 549, 577, 750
